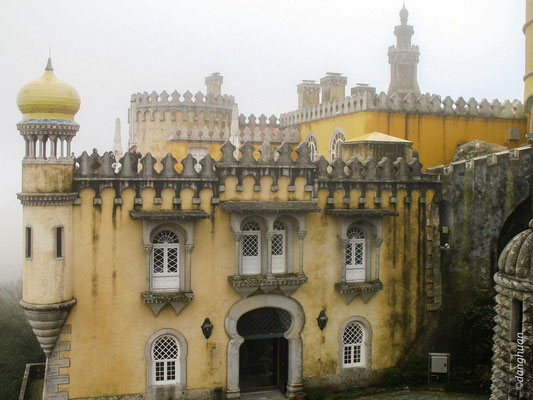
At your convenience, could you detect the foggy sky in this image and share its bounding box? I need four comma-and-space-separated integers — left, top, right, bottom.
0, 0, 525, 281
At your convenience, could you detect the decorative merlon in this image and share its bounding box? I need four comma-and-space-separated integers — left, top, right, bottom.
141, 291, 194, 316
17, 193, 78, 206
279, 92, 525, 127
228, 273, 308, 298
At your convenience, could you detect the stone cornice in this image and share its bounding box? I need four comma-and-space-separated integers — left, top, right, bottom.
220, 201, 320, 214
130, 210, 209, 221
17, 192, 78, 206
326, 209, 399, 217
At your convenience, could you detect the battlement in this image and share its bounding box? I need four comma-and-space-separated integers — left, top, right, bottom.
72, 140, 438, 205
130, 90, 235, 107
279, 92, 525, 127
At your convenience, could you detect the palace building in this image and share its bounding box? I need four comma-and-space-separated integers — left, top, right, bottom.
16, 4, 532, 400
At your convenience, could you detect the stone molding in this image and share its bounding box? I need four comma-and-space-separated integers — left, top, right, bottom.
335, 280, 384, 304
17, 119, 79, 136
228, 273, 308, 298
130, 210, 209, 221
141, 291, 194, 316
19, 299, 76, 356
494, 272, 533, 293
280, 92, 524, 127
220, 201, 320, 214
17, 192, 78, 206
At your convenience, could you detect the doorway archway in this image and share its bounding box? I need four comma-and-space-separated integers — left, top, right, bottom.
225, 295, 305, 399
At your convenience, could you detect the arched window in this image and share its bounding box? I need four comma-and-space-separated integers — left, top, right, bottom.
242, 221, 261, 275
152, 230, 180, 291
152, 335, 179, 384
329, 130, 346, 162
305, 133, 319, 161
342, 322, 364, 367
272, 221, 286, 274
346, 227, 366, 282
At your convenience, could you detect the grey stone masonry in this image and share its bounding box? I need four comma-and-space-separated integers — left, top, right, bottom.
44, 324, 72, 400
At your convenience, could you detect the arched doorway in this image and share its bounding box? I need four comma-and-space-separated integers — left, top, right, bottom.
238, 308, 290, 393
225, 294, 305, 399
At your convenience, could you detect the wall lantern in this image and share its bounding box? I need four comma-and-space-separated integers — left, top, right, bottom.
317, 310, 328, 330
201, 318, 213, 339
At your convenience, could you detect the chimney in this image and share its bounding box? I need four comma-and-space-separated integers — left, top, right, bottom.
320, 73, 347, 103
297, 80, 321, 109
205, 72, 223, 98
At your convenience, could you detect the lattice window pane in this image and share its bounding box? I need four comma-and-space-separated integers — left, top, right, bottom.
154, 230, 179, 244
272, 233, 284, 256
243, 234, 259, 257
167, 247, 178, 273
153, 335, 179, 360
155, 361, 165, 381
153, 248, 165, 274
237, 307, 292, 337
346, 243, 353, 266
344, 346, 352, 365
273, 221, 286, 231
167, 361, 176, 380
343, 323, 364, 345
354, 243, 364, 266
353, 344, 361, 363
347, 227, 365, 239
243, 221, 261, 231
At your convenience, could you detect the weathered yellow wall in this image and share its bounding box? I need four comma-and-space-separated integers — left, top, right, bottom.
22, 205, 73, 304
525, 0, 533, 111
22, 164, 73, 193
300, 111, 527, 168
57, 175, 431, 398
135, 110, 230, 161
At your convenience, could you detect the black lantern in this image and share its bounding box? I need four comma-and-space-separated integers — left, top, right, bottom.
201, 318, 213, 339
317, 310, 328, 330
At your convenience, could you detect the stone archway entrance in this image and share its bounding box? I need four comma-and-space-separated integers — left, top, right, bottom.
238, 308, 290, 393
225, 295, 305, 399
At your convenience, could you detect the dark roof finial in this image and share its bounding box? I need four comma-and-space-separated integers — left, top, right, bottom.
45, 46, 53, 71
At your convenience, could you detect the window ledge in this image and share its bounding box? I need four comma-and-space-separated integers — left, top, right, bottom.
228, 273, 308, 298
141, 291, 194, 316
335, 280, 383, 304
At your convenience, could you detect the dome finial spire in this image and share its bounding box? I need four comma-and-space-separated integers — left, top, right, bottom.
400, 2, 409, 25
45, 46, 53, 71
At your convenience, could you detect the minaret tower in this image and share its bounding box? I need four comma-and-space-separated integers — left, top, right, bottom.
387, 4, 421, 97
16, 58, 79, 383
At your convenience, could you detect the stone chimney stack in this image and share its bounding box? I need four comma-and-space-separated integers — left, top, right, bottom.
297, 80, 321, 109
320, 73, 347, 103
205, 72, 224, 98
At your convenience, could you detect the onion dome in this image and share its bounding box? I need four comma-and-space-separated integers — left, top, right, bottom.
498, 220, 533, 282
17, 58, 80, 121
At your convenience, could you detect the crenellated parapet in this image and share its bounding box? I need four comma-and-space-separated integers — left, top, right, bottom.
279, 91, 525, 127
72, 140, 439, 205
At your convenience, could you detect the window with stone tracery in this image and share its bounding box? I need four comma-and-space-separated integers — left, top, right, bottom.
242, 221, 261, 275
152, 230, 180, 291
272, 220, 286, 273
152, 335, 179, 384
305, 133, 319, 161
346, 226, 366, 282
342, 322, 364, 367
329, 130, 346, 161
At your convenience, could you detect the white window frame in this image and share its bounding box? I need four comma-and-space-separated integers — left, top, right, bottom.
146, 329, 188, 396
152, 230, 180, 291
242, 221, 261, 275
271, 220, 286, 274
338, 317, 372, 370
305, 132, 319, 161
346, 226, 366, 282
329, 129, 346, 162
152, 335, 179, 385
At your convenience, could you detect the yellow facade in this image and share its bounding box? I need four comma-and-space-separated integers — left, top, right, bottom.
53, 176, 433, 398
299, 111, 527, 168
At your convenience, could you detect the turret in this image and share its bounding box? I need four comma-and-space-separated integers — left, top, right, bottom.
387, 5, 421, 97
320, 72, 347, 103
525, 0, 533, 132
205, 72, 224, 99
16, 58, 78, 360
297, 80, 321, 109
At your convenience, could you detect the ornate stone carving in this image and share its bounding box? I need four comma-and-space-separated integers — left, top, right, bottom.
335, 280, 384, 304
228, 273, 308, 298
141, 291, 194, 316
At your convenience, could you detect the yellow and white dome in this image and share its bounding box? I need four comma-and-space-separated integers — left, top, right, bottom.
17, 58, 80, 121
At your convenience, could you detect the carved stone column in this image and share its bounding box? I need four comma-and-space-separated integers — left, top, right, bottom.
266, 232, 275, 277
185, 244, 194, 292
66, 136, 72, 158
297, 230, 307, 275
37, 135, 45, 159
340, 239, 349, 283
375, 237, 383, 280
49, 135, 57, 159
233, 233, 242, 277
144, 245, 153, 291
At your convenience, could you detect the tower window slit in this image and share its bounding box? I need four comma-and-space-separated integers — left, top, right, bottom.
56, 227, 64, 258
25, 227, 32, 259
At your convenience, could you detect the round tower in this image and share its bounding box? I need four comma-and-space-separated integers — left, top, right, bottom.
490, 222, 532, 399
17, 58, 79, 357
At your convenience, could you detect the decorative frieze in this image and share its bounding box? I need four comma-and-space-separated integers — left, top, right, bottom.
228, 273, 308, 298
17, 192, 78, 206
141, 291, 194, 316
335, 280, 384, 304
